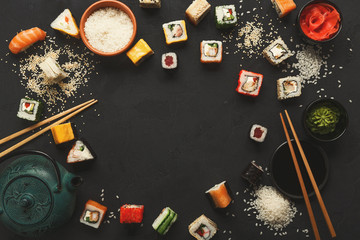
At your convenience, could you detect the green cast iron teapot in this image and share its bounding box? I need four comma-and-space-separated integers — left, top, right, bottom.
0, 150, 83, 237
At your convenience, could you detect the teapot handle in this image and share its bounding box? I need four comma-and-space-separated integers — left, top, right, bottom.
1, 150, 62, 191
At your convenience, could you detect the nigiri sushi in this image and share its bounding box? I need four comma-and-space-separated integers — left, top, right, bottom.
9, 27, 46, 54
271, 0, 296, 18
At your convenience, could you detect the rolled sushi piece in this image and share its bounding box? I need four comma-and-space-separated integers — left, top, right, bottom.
126, 39, 154, 66
152, 207, 177, 235
205, 181, 232, 208
80, 200, 107, 229
39, 56, 68, 84
271, 0, 296, 18
241, 160, 264, 185
189, 215, 218, 240
185, 0, 211, 26
162, 20, 188, 45
262, 37, 292, 65
162, 52, 178, 69
236, 70, 263, 97
17, 98, 43, 122
139, 0, 161, 8
67, 139, 96, 163
250, 124, 268, 142
120, 204, 144, 224
200, 40, 222, 63
277, 76, 302, 100
215, 5, 237, 29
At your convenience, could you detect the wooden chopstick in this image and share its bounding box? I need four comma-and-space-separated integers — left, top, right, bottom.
0, 99, 96, 146
280, 113, 321, 240
0, 100, 98, 159
284, 110, 336, 238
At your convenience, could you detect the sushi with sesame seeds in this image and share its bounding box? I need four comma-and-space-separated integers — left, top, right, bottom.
189, 215, 218, 240
277, 76, 302, 100
262, 37, 292, 65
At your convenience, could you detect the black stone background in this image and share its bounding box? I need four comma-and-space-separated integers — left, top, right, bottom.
0, 0, 359, 239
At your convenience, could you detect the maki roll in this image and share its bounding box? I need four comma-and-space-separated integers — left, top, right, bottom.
152, 207, 177, 235
236, 70, 263, 97
241, 160, 264, 185
271, 0, 296, 18
200, 40, 223, 63
205, 181, 232, 208
185, 0, 211, 26
250, 124, 268, 142
120, 204, 144, 224
80, 200, 107, 229
162, 52, 178, 69
67, 139, 96, 163
17, 98, 43, 122
51, 122, 75, 145
126, 39, 154, 66
39, 57, 67, 84
277, 76, 302, 100
139, 0, 161, 8
188, 215, 217, 240
215, 5, 237, 29
162, 20, 188, 45
262, 37, 292, 65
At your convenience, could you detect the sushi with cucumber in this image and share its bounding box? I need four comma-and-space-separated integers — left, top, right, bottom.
152, 207, 177, 235
185, 0, 211, 26
162, 20, 188, 45
17, 98, 43, 122
236, 70, 263, 97
200, 40, 222, 63
262, 37, 292, 65
189, 215, 217, 240
67, 139, 96, 163
80, 200, 107, 229
120, 204, 144, 224
205, 181, 232, 208
215, 5, 237, 29
277, 76, 302, 100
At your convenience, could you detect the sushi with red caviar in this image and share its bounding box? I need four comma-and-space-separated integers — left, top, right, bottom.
9, 27, 46, 54
120, 204, 144, 224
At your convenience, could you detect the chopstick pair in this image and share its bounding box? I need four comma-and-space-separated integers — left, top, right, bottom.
280, 110, 336, 240
0, 99, 98, 159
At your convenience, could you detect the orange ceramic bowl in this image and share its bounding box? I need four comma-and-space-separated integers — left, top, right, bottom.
80, 0, 137, 56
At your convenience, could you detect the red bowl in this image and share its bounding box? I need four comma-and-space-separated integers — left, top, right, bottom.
80, 0, 137, 56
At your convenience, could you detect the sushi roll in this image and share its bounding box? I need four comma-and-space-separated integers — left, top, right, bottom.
120, 204, 144, 224
188, 215, 217, 240
271, 0, 296, 18
8, 27, 46, 54
17, 98, 43, 122
39, 57, 68, 84
126, 39, 154, 66
200, 40, 223, 63
215, 5, 237, 29
236, 70, 263, 97
67, 139, 96, 163
51, 9, 80, 38
205, 181, 232, 208
162, 52, 178, 69
152, 207, 177, 235
51, 122, 75, 145
262, 37, 292, 65
185, 0, 211, 26
277, 76, 302, 100
80, 200, 107, 229
139, 0, 161, 8
241, 160, 264, 185
162, 20, 188, 45
250, 124, 268, 143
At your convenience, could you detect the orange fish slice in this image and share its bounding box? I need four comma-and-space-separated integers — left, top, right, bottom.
9, 27, 46, 54
206, 181, 232, 208
272, 0, 297, 18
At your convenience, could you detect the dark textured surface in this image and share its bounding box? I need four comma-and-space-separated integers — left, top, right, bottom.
0, 0, 359, 239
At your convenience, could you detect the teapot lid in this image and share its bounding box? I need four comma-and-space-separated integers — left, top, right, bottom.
3, 175, 53, 225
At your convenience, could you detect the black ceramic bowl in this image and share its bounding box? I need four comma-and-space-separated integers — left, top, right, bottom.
270, 140, 329, 199
303, 99, 348, 142
296, 0, 343, 44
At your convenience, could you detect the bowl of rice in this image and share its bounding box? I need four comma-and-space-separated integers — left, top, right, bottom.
80, 0, 137, 56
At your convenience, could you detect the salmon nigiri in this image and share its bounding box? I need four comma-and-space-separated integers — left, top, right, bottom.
9, 27, 46, 54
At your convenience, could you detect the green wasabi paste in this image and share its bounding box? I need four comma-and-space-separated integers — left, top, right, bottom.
306, 105, 340, 135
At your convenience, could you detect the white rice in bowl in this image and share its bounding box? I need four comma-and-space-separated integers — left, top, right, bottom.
84, 7, 134, 53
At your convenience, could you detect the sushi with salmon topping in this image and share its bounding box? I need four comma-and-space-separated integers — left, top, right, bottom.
205, 181, 232, 208
9, 27, 46, 54
271, 0, 296, 18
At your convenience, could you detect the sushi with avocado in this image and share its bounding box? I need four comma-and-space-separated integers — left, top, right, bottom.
67, 139, 96, 163
120, 204, 144, 224
262, 37, 292, 65
236, 70, 263, 97
277, 76, 302, 100
17, 98, 43, 122
152, 207, 177, 235
162, 20, 188, 45
188, 215, 218, 240
205, 181, 232, 208
200, 40, 223, 63
80, 200, 107, 229
162, 52, 178, 69
215, 5, 237, 29
250, 124, 268, 142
